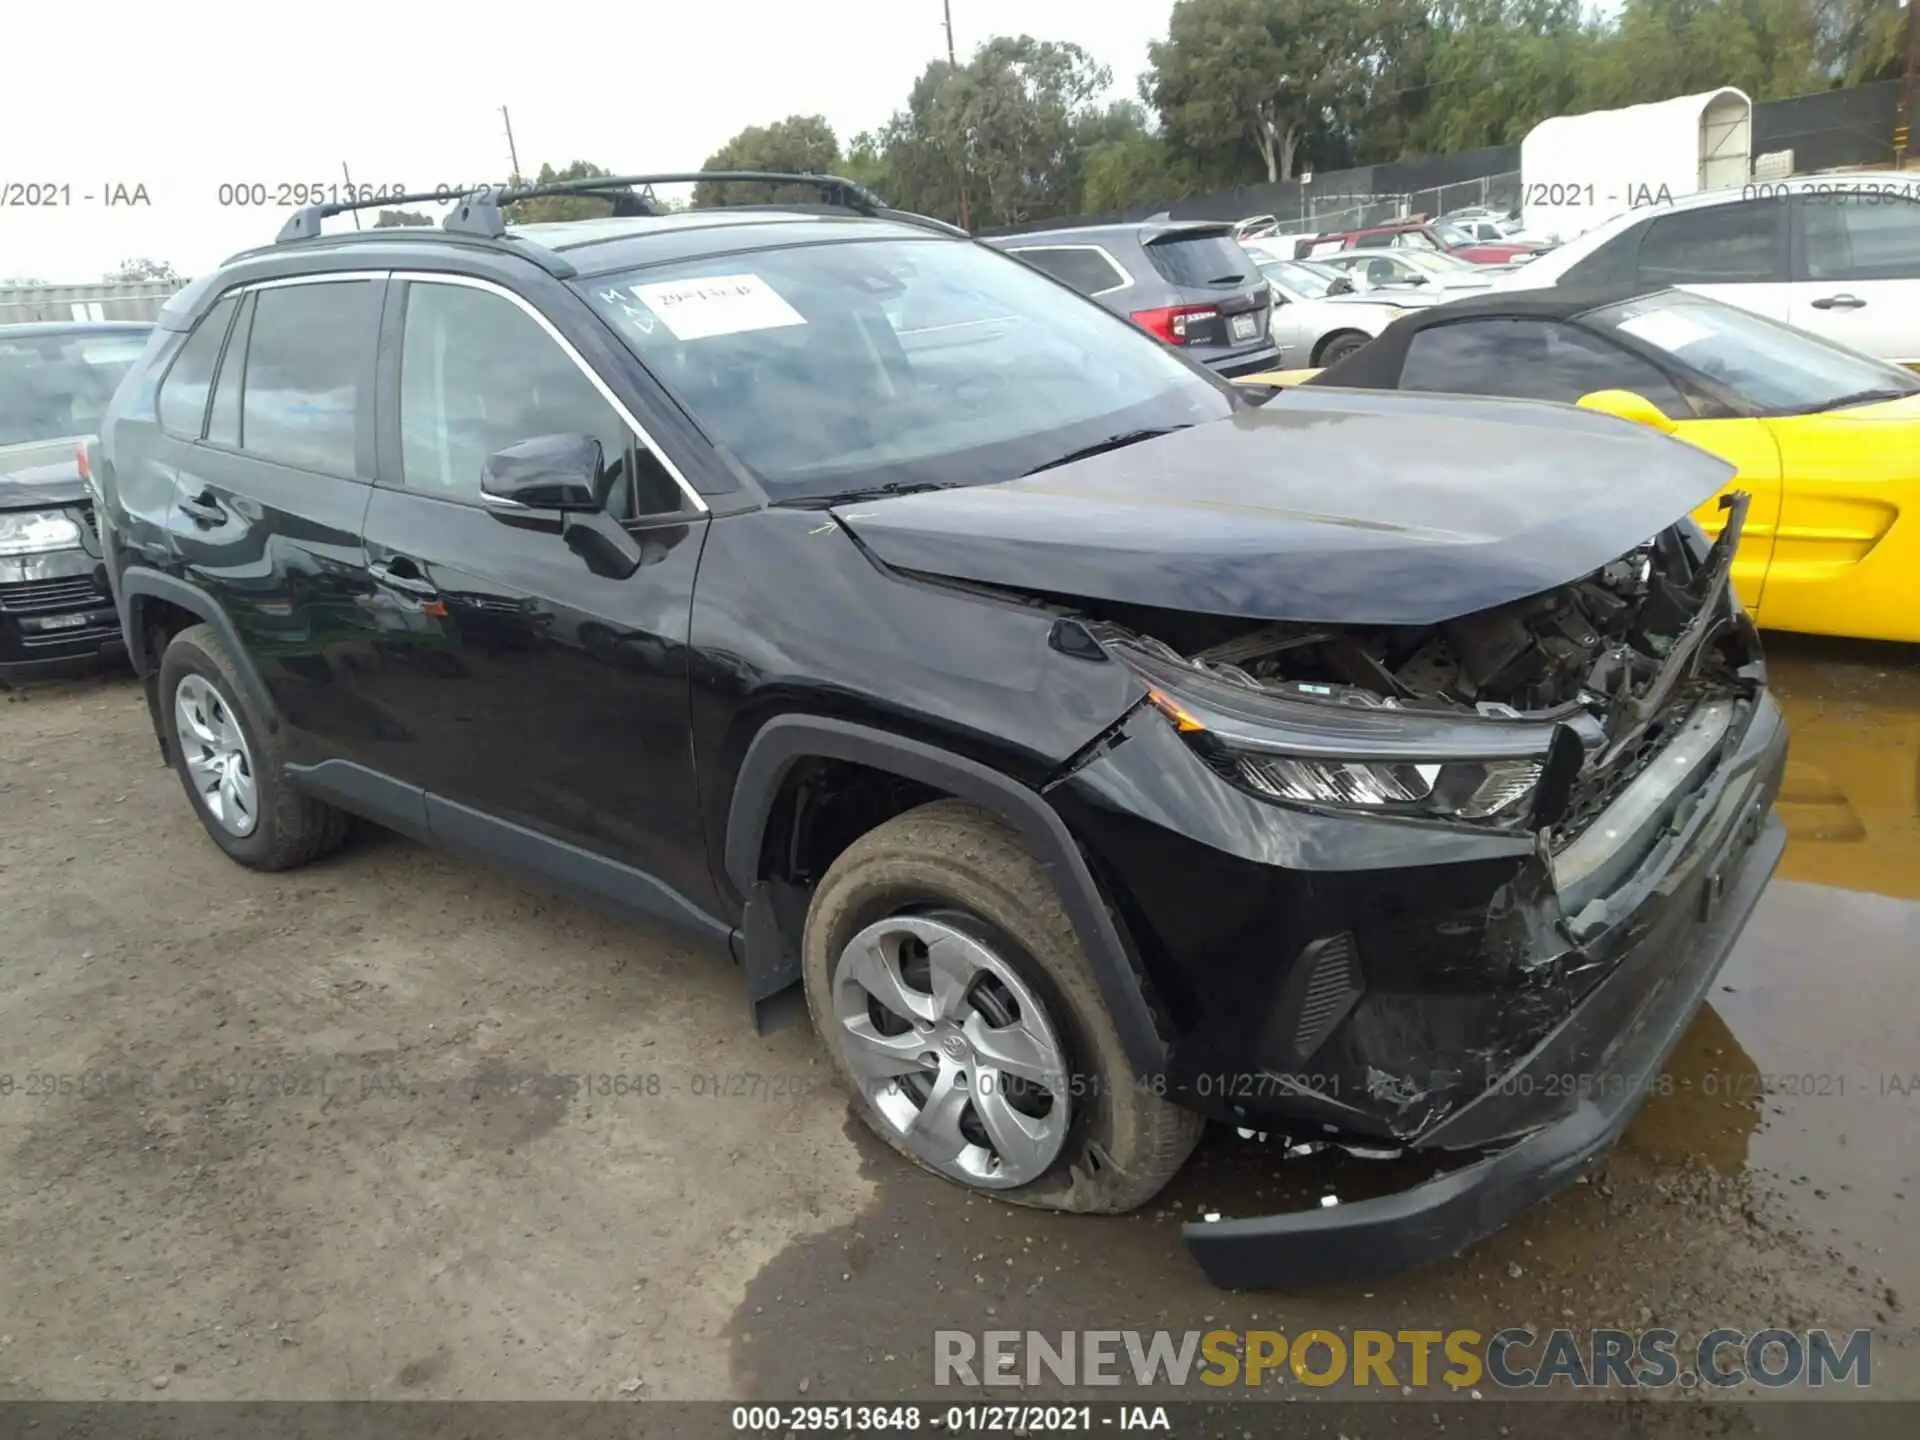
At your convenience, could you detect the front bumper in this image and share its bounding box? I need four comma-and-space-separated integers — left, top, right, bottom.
0, 544, 124, 676
1184, 807, 1783, 1287
1055, 677, 1788, 1285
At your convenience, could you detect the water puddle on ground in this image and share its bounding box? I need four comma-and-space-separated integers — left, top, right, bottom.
1624, 636, 1920, 1301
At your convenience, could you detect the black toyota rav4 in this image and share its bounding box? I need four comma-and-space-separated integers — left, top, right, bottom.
91, 173, 1787, 1287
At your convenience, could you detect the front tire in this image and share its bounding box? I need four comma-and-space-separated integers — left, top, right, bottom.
801, 799, 1202, 1212
158, 624, 349, 871
1315, 329, 1372, 365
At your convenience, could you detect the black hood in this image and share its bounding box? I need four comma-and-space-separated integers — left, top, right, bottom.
831, 388, 1735, 627
0, 459, 87, 510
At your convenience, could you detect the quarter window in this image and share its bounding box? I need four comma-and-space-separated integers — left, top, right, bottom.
1398, 318, 1691, 413
157, 294, 238, 438
1011, 247, 1128, 296
399, 282, 680, 516
1801, 195, 1920, 281
206, 294, 251, 448
239, 281, 374, 476
1636, 200, 1780, 284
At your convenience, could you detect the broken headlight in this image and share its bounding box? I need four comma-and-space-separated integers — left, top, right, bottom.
1126, 655, 1555, 831
1232, 753, 1543, 822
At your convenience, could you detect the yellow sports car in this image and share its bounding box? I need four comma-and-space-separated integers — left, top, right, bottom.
1239, 284, 1920, 644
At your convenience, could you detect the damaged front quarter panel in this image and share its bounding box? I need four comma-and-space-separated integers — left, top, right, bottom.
1042, 503, 1766, 1154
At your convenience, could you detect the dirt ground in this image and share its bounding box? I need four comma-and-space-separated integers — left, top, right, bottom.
1, 635, 1915, 1429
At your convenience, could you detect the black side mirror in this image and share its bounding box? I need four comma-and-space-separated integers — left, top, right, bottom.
1327, 277, 1355, 295
481, 434, 605, 514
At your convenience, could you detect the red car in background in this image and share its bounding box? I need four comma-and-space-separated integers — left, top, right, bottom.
1294, 217, 1546, 266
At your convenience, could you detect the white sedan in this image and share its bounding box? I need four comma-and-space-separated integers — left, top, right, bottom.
1245, 256, 1414, 366
1313, 248, 1501, 299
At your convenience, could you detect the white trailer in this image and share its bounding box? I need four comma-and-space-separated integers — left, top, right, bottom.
1518, 88, 1752, 244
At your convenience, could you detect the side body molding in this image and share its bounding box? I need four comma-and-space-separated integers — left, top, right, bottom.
724, 715, 1172, 1078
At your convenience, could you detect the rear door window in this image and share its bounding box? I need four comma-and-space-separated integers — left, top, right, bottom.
238, 281, 376, 477
1143, 232, 1252, 288
1010, 246, 1129, 296
1799, 193, 1920, 281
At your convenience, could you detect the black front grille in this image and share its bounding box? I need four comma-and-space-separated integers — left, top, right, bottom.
0, 575, 107, 615
1553, 699, 1697, 846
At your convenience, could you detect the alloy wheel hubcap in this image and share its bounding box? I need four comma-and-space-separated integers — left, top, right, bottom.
174, 673, 259, 837
830, 912, 1071, 1189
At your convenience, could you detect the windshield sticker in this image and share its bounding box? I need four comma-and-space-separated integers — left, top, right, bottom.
627, 274, 807, 341
1615, 310, 1714, 352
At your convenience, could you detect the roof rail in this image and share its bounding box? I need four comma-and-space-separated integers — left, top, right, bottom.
439, 171, 893, 239
274, 187, 488, 243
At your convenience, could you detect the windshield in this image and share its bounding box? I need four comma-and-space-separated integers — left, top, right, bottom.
1589, 292, 1920, 414
1255, 259, 1338, 299
1430, 222, 1474, 248
0, 328, 148, 448
580, 238, 1233, 498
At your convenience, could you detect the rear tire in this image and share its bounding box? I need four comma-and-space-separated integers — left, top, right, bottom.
158, 624, 350, 871
801, 798, 1202, 1213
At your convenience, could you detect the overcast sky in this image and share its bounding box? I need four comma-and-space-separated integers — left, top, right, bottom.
0, 0, 1183, 282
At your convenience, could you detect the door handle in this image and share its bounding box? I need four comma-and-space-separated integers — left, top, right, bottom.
1810, 293, 1866, 310
368, 558, 439, 599
177, 488, 225, 523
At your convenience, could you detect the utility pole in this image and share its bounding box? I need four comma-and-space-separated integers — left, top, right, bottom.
1897, 1, 1918, 169
340, 161, 362, 229
942, 1, 973, 230
501, 105, 523, 186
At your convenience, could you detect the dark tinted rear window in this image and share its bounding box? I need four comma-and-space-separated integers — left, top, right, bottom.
1144, 232, 1253, 288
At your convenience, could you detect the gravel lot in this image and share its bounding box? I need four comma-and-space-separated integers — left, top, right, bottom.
1, 637, 1914, 1426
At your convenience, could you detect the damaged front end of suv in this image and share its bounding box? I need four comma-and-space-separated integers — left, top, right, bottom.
1082, 490, 1762, 1128
830, 393, 1788, 1284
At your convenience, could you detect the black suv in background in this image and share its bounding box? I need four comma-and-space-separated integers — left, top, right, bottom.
983, 220, 1283, 376
1, 321, 150, 676
92, 173, 1786, 1288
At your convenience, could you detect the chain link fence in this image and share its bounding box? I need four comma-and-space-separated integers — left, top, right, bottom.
1410, 170, 1523, 221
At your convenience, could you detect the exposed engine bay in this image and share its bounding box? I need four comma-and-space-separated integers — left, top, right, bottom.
1113, 526, 1743, 718
1074, 502, 1765, 843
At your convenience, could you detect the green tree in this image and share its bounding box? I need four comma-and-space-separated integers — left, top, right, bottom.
508, 161, 637, 224
1147, 0, 1405, 182
864, 36, 1115, 228
1396, 0, 1605, 154
105, 257, 180, 282
1819, 0, 1911, 84
695, 115, 843, 206
372, 208, 432, 228
1584, 0, 1824, 106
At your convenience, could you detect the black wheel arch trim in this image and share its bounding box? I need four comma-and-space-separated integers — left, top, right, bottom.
118, 566, 280, 732
723, 714, 1173, 1078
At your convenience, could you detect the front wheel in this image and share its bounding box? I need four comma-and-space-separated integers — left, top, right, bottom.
801, 799, 1202, 1212
1315, 329, 1372, 365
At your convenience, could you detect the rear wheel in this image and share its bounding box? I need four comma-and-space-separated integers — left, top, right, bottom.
801, 799, 1202, 1212
158, 624, 350, 871
1315, 329, 1372, 365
